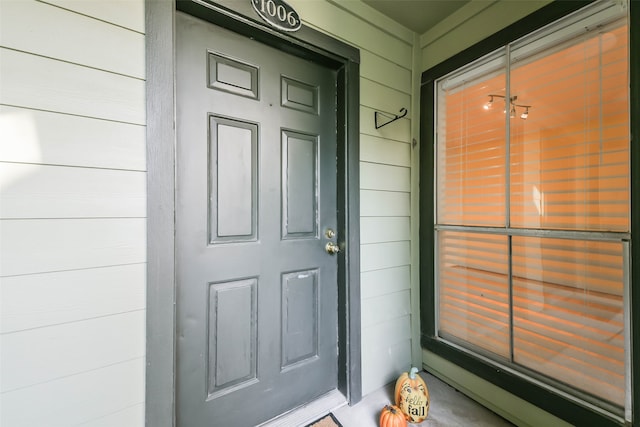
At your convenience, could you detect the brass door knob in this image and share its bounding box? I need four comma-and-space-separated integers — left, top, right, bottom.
325, 242, 340, 255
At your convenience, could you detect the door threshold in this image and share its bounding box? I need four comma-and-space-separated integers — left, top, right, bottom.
259, 389, 347, 427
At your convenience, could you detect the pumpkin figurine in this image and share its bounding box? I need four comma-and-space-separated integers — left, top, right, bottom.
379, 404, 407, 427
394, 367, 430, 423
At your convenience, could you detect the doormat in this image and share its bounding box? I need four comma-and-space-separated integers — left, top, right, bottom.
305, 413, 343, 427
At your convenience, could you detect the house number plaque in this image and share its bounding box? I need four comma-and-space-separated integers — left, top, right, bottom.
251, 0, 301, 32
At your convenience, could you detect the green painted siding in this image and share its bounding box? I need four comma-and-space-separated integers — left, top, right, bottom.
420, 0, 553, 70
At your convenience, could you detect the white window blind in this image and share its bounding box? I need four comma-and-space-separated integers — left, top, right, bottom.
512, 237, 625, 405
438, 231, 510, 358
436, 53, 506, 228
510, 23, 629, 232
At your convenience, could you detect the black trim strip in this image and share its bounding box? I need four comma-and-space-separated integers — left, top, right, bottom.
419, 78, 436, 340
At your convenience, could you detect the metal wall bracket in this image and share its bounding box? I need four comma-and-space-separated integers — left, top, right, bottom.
375, 107, 408, 129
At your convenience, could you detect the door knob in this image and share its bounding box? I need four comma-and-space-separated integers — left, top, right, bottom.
325, 242, 340, 255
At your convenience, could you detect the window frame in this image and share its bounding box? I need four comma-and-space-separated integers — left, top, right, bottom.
419, 1, 639, 425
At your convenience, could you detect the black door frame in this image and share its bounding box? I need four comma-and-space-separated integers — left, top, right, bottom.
145, 1, 361, 425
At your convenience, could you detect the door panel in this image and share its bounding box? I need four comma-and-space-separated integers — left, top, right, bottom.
281, 269, 319, 367
282, 131, 318, 237
209, 116, 258, 242
176, 11, 338, 427
208, 278, 258, 395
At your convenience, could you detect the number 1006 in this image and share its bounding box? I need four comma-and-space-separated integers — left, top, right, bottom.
255, 0, 299, 27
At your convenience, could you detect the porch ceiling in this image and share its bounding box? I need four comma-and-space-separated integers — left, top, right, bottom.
361, 0, 471, 34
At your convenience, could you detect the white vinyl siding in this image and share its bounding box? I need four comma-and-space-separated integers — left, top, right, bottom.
0, 1, 146, 426
292, 0, 420, 395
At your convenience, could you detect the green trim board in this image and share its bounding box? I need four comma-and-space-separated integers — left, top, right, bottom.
419, 0, 637, 425
145, 1, 177, 426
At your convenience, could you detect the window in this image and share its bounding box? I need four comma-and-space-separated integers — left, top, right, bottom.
427, 1, 630, 422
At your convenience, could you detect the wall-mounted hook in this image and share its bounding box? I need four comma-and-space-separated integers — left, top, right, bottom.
375, 108, 408, 129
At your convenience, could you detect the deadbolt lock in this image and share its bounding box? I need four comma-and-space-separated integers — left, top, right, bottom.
325, 228, 336, 239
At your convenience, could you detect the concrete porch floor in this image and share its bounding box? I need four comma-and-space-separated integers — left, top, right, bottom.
264, 370, 516, 427
331, 371, 515, 427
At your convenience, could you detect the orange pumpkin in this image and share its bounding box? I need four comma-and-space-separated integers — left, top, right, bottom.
379, 405, 407, 427
394, 367, 430, 423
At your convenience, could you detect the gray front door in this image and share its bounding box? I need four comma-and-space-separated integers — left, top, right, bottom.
175, 11, 339, 427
